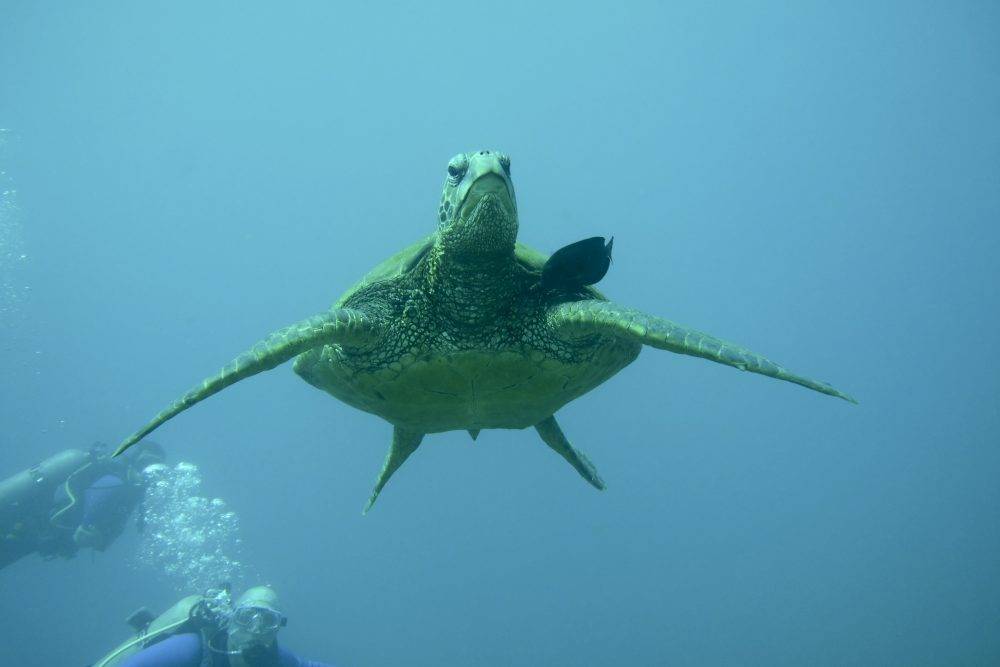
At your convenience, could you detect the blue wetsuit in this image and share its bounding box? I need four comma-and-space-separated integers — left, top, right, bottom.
69, 472, 140, 550
82, 474, 135, 526
119, 633, 334, 667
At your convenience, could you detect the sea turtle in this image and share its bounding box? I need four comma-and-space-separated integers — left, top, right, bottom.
116, 149, 855, 511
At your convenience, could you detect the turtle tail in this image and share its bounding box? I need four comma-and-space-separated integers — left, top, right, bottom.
115, 308, 376, 456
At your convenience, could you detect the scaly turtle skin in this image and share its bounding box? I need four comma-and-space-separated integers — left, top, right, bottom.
117, 150, 855, 511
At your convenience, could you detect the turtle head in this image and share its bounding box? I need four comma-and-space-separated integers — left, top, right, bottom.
436, 150, 518, 256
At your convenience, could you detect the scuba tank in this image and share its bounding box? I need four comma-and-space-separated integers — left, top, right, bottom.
92, 595, 204, 667
0, 449, 91, 532
92, 588, 233, 667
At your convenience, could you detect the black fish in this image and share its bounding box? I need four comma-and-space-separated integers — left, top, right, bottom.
541, 236, 614, 290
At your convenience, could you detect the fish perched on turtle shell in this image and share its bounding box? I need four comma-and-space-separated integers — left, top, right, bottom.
541, 236, 614, 291
116, 150, 855, 511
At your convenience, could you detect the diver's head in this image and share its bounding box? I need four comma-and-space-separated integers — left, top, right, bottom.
126, 440, 166, 473
227, 586, 286, 658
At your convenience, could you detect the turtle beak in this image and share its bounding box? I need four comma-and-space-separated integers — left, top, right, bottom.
459, 173, 514, 222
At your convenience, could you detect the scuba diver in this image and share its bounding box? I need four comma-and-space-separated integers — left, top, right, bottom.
91, 585, 337, 667
0, 440, 165, 570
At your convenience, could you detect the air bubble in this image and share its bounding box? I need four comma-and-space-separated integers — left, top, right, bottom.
133, 462, 249, 592
0, 129, 26, 322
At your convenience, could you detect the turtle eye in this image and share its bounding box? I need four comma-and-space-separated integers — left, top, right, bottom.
447, 154, 468, 183
498, 152, 511, 175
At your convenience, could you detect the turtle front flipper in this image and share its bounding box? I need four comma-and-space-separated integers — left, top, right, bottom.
548, 300, 856, 403
535, 415, 606, 490
364, 426, 424, 514
115, 308, 379, 456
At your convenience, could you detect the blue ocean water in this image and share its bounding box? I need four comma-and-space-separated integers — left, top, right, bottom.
1, 2, 998, 665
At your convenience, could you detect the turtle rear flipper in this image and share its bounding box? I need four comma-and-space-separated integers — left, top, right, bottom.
364, 427, 424, 514
115, 308, 380, 456
535, 415, 605, 490
547, 300, 856, 403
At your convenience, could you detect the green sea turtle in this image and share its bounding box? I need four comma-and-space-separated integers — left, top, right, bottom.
116, 149, 855, 511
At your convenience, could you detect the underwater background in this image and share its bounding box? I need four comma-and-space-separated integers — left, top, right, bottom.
1, 2, 998, 665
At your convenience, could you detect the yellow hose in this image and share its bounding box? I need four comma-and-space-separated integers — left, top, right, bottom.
49, 464, 89, 529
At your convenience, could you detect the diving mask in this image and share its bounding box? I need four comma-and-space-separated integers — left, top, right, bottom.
231, 605, 287, 635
